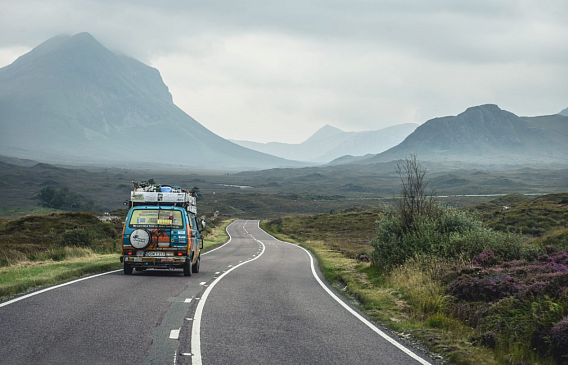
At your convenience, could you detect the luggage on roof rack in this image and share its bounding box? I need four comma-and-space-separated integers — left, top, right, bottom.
128, 182, 197, 214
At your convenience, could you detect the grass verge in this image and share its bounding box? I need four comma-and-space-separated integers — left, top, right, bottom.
202, 219, 235, 253
0, 217, 234, 300
0, 254, 121, 299
261, 221, 497, 365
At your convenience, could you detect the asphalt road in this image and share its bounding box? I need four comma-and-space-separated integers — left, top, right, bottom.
0, 220, 434, 365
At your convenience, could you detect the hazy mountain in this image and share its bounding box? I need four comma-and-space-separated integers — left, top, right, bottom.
559, 107, 568, 116
331, 104, 568, 165
316, 123, 418, 162
0, 32, 301, 170
231, 123, 417, 163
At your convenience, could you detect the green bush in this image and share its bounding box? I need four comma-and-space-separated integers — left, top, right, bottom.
59, 228, 94, 248
371, 208, 540, 270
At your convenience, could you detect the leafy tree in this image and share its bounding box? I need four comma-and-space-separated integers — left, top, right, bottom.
37, 186, 81, 210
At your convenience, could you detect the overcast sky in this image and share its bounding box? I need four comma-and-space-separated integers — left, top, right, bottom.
1, 0, 568, 143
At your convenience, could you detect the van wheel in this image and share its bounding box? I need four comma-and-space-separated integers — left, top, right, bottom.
192, 256, 200, 273
183, 258, 192, 277
124, 263, 133, 275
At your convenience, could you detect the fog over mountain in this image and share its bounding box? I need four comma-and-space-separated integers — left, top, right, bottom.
231, 123, 417, 163
331, 105, 568, 166
0, 33, 302, 170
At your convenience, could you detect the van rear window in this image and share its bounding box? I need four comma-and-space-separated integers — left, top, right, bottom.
129, 210, 184, 229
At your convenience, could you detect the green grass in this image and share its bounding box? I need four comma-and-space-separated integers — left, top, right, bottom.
202, 218, 234, 253
0, 211, 122, 267
0, 206, 60, 217
0, 254, 121, 299
471, 193, 568, 237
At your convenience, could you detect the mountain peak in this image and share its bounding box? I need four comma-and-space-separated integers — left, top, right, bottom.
462, 104, 502, 114
304, 124, 345, 143
0, 33, 300, 169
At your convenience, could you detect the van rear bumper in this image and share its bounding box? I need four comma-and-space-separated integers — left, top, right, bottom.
121, 256, 187, 268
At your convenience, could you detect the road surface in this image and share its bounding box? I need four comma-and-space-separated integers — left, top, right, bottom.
0, 220, 434, 365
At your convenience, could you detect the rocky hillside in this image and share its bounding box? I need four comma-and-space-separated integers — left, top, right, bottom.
334, 105, 568, 165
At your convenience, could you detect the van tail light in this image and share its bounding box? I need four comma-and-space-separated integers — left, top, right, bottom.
126, 250, 134, 255
176, 252, 183, 256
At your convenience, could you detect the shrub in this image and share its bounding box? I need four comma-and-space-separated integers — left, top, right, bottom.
59, 228, 94, 248
479, 331, 497, 349
551, 317, 568, 363
472, 250, 501, 268
371, 207, 534, 270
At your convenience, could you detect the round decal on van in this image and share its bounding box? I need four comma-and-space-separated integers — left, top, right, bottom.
131, 229, 151, 249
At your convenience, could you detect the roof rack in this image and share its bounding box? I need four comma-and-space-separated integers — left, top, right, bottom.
128, 181, 197, 214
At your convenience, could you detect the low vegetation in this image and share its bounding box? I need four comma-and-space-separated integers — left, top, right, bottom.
264, 158, 568, 365
0, 212, 232, 299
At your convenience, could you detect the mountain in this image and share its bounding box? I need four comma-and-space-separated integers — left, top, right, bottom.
0, 33, 301, 170
231, 123, 417, 163
315, 123, 418, 162
332, 104, 568, 165
559, 107, 568, 116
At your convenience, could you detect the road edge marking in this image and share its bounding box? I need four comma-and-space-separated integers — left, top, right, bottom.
0, 269, 122, 308
256, 221, 432, 365
191, 221, 266, 365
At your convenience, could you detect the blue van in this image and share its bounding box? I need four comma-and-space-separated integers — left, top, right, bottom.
120, 184, 204, 276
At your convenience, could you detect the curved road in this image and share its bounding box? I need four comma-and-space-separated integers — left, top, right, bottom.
0, 220, 433, 365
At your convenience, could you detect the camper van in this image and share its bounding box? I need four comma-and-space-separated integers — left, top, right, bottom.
120, 182, 205, 276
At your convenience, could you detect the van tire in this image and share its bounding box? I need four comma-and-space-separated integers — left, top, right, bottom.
192, 255, 200, 273
124, 263, 133, 275
183, 258, 192, 277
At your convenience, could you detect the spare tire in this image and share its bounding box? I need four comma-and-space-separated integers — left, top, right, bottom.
130, 229, 151, 249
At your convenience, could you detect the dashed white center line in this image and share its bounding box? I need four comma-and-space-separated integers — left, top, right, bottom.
185, 298, 192, 303
169, 329, 180, 340
199, 282, 206, 286
215, 272, 220, 275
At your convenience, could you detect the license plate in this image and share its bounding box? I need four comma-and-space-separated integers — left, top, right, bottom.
145, 251, 165, 257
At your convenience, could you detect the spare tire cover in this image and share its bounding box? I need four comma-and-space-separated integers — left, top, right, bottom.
130, 229, 151, 249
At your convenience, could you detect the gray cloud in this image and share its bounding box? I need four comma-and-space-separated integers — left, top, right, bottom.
1, 0, 567, 142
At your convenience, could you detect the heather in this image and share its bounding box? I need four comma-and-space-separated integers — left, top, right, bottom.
369, 158, 568, 363
372, 203, 568, 364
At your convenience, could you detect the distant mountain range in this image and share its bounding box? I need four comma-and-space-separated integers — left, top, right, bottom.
0, 33, 302, 170
231, 123, 418, 163
330, 104, 568, 166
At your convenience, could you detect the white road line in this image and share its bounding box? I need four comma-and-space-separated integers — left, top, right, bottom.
199, 282, 206, 286
255, 221, 432, 365
185, 298, 192, 303
0, 269, 122, 308
191, 223, 266, 365
170, 329, 180, 340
